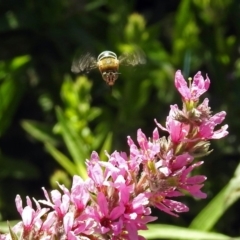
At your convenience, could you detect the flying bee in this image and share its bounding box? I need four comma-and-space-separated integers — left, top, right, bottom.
71, 50, 146, 86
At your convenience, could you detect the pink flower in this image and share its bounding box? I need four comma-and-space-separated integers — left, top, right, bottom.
90, 192, 125, 235
197, 98, 211, 120
167, 119, 190, 143
86, 151, 105, 187
148, 190, 189, 217
69, 176, 90, 212
199, 111, 228, 139
107, 151, 133, 184
39, 188, 70, 219
154, 115, 190, 144
119, 187, 156, 239
73, 209, 97, 236
175, 70, 210, 101
175, 161, 207, 199
63, 212, 75, 239
120, 186, 155, 219
171, 153, 194, 171
135, 129, 160, 162
13, 195, 50, 237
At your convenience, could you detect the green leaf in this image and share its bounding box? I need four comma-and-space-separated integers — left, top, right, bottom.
174, 0, 191, 38
85, 0, 107, 11
0, 55, 30, 137
21, 120, 59, 146
190, 161, 240, 231
45, 142, 78, 177
0, 78, 25, 136
0, 220, 19, 233
10, 55, 30, 70
8, 221, 19, 240
224, 161, 240, 207
189, 185, 228, 231
56, 107, 88, 178
140, 224, 238, 240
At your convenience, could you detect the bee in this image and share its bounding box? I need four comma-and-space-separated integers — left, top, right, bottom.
71, 50, 146, 86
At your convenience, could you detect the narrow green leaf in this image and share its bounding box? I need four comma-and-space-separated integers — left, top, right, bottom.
189, 185, 228, 231
55, 107, 88, 178
21, 120, 59, 146
85, 0, 107, 11
174, 0, 191, 38
224, 162, 240, 207
8, 221, 19, 240
10, 55, 30, 70
140, 224, 238, 240
190, 162, 240, 231
0, 78, 25, 136
45, 142, 78, 176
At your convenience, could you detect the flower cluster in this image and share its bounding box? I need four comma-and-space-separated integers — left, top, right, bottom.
0, 71, 228, 240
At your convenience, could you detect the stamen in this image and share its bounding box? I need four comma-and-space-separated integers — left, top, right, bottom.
188, 77, 192, 89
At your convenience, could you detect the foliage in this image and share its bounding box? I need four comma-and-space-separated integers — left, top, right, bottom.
0, 0, 240, 239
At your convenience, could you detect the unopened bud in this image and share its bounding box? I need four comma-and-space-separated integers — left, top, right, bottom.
189, 140, 212, 157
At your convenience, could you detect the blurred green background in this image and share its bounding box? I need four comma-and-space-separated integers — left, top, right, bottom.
0, 0, 240, 239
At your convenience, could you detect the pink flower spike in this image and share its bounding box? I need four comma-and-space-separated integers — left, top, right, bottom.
1, 69, 230, 239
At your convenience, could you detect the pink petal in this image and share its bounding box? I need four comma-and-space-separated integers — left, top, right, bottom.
97, 192, 108, 216
15, 195, 23, 214
22, 206, 34, 227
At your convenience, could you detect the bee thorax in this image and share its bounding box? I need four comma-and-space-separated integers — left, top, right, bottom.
97, 51, 117, 61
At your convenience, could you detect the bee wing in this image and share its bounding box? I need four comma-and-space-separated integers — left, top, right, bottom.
71, 53, 98, 73
118, 50, 146, 66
